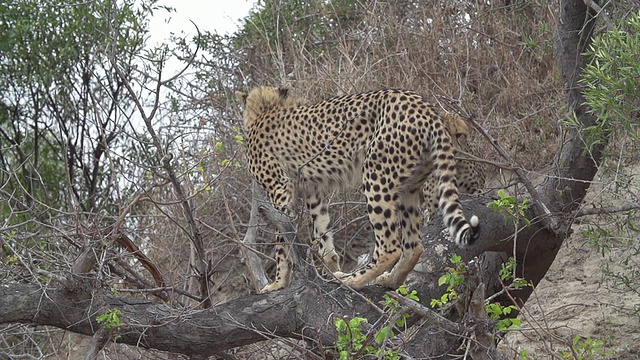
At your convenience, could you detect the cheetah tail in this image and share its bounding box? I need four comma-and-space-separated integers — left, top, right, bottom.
455, 214, 480, 246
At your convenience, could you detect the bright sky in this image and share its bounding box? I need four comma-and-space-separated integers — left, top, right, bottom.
148, 0, 257, 44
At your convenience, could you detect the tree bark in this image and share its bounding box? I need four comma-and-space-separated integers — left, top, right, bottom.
545, 0, 602, 226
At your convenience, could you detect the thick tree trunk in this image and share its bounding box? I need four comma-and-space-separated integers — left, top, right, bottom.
477, 0, 602, 310
545, 0, 602, 218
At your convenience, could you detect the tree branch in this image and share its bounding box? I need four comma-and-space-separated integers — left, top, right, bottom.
583, 0, 613, 30
465, 115, 555, 232
574, 203, 640, 217
109, 41, 211, 307
0, 197, 559, 357
239, 181, 270, 292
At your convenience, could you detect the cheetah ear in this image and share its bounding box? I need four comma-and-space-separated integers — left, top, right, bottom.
278, 86, 290, 99
456, 132, 469, 148
235, 91, 248, 105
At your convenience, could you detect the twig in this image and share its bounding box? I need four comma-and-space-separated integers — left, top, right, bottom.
583, 0, 614, 30
159, 21, 202, 86
455, 149, 517, 171
112, 233, 165, 287
107, 263, 200, 304
385, 291, 463, 334
464, 115, 556, 232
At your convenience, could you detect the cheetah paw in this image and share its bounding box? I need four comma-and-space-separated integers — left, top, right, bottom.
332, 271, 350, 280
260, 282, 286, 294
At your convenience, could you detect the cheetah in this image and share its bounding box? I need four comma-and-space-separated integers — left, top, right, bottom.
236, 86, 480, 293
422, 113, 486, 220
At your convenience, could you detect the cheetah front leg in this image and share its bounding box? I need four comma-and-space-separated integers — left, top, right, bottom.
260, 234, 293, 293
260, 179, 295, 293
306, 192, 341, 272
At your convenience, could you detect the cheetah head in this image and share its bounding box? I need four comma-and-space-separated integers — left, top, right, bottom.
235, 85, 297, 129
441, 113, 470, 149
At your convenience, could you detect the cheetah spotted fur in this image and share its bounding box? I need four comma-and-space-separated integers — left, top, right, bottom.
236, 86, 480, 293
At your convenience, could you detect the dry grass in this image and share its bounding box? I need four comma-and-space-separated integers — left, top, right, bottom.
238, 0, 563, 171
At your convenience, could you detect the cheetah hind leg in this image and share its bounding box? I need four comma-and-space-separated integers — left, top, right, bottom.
332, 223, 403, 288
260, 235, 293, 293
375, 197, 425, 288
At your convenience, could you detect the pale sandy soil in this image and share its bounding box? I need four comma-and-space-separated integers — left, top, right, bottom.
500, 164, 640, 359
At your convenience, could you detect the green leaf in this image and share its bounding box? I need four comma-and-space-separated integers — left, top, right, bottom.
374, 326, 390, 344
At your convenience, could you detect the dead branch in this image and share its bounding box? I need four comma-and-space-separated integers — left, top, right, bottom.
583, 0, 614, 30
574, 203, 640, 217
464, 115, 555, 232
239, 181, 270, 292
109, 43, 211, 307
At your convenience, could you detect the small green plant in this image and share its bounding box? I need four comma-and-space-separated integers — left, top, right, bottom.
4, 255, 18, 266
213, 141, 224, 153
381, 284, 419, 328
499, 257, 531, 290
432, 256, 527, 331
334, 316, 370, 359
486, 257, 530, 331
334, 285, 419, 359
96, 308, 122, 332
334, 315, 402, 359
220, 158, 241, 167
485, 302, 521, 330
580, 10, 640, 149
518, 349, 532, 360
430, 255, 466, 309
487, 190, 531, 226
559, 336, 606, 360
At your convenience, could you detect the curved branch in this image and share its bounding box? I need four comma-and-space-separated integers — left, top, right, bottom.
0, 279, 384, 357
160, 20, 202, 86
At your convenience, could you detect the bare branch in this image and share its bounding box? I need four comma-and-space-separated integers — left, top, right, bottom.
464, 115, 555, 231
386, 291, 463, 334
109, 41, 212, 307
574, 203, 640, 217
583, 0, 614, 30
160, 21, 202, 86
240, 182, 270, 292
